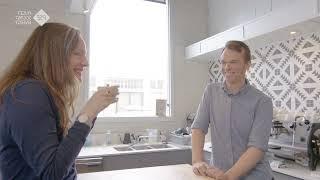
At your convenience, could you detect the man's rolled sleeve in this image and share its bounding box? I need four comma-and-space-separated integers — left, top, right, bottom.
191, 84, 211, 134
247, 97, 273, 151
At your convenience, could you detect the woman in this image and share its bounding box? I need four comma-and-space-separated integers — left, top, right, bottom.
0, 22, 118, 180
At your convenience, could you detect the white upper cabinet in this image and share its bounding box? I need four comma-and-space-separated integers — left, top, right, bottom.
207, 0, 272, 37
253, 0, 272, 18
202, 25, 244, 54
185, 42, 201, 60
185, 25, 244, 62
244, 0, 318, 40
186, 0, 320, 62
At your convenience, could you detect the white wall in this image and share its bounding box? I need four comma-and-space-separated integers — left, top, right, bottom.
170, 0, 209, 126
0, 0, 86, 74
0, 0, 88, 130
0, 0, 209, 137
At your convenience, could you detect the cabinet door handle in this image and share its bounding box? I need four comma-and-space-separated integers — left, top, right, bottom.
77, 157, 103, 161
76, 157, 103, 167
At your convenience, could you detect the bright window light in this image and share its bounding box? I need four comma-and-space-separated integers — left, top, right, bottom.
89, 0, 170, 117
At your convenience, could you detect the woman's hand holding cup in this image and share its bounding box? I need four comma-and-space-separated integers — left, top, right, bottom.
80, 85, 119, 121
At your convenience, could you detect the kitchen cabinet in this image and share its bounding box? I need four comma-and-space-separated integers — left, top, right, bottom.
208, 0, 272, 36
185, 42, 201, 60
186, 0, 320, 62
185, 25, 244, 62
271, 0, 300, 12
76, 157, 104, 173
103, 149, 192, 171
208, 0, 314, 37
253, 0, 272, 18
201, 26, 244, 55
243, 0, 318, 40
77, 149, 191, 173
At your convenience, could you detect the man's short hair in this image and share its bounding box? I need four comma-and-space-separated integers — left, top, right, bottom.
223, 40, 251, 63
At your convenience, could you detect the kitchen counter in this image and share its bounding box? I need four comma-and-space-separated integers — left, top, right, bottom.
203, 142, 320, 180
78, 164, 211, 180
78, 143, 191, 158
271, 162, 320, 180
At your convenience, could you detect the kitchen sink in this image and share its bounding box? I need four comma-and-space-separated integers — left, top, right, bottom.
131, 145, 153, 150
148, 144, 172, 149
113, 146, 134, 151
113, 143, 178, 152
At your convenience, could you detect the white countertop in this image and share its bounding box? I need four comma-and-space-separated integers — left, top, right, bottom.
80, 142, 320, 179
202, 142, 320, 180
78, 164, 211, 180
271, 162, 320, 180
78, 143, 190, 158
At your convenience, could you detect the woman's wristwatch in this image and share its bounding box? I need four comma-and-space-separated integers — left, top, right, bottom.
77, 114, 93, 128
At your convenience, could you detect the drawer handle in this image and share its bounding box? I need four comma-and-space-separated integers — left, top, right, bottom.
76, 162, 102, 167
77, 157, 103, 161
76, 157, 103, 167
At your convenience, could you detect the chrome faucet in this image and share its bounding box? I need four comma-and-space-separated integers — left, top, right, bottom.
128, 135, 149, 147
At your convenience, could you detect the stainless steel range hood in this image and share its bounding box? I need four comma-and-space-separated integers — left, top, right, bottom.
185, 0, 320, 63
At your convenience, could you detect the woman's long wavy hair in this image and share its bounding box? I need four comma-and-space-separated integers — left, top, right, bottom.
0, 22, 81, 135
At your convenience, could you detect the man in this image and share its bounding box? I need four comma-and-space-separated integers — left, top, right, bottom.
191, 40, 273, 180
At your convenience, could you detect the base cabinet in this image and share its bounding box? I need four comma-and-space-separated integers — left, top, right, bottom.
76, 157, 104, 173
77, 149, 192, 173
103, 149, 191, 171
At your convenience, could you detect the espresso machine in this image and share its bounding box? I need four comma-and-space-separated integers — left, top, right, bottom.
269, 112, 320, 170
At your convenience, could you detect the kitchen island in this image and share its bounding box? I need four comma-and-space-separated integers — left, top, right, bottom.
78, 164, 211, 180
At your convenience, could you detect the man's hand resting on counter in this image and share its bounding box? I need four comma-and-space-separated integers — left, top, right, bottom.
192, 161, 210, 176
192, 162, 238, 180
205, 167, 238, 180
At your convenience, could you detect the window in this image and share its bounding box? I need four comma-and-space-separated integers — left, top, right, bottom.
89, 0, 170, 117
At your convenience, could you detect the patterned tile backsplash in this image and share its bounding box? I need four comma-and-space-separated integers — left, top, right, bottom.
209, 32, 320, 114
